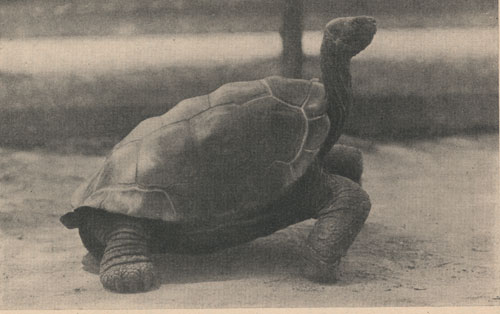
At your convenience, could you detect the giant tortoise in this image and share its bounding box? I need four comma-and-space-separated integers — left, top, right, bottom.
61, 16, 376, 293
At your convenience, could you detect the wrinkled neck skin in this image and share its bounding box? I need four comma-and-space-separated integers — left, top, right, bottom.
318, 34, 354, 159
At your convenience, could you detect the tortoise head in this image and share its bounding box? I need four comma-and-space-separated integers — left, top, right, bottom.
323, 16, 376, 58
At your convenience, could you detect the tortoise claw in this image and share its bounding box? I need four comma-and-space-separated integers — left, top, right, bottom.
82, 252, 100, 274
100, 261, 158, 293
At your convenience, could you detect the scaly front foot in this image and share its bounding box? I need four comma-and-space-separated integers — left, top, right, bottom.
301, 246, 340, 283
100, 257, 158, 293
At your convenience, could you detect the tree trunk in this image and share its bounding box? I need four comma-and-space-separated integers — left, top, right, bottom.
280, 0, 304, 78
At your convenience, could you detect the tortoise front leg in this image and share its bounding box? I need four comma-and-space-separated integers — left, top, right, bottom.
98, 215, 158, 293
302, 174, 370, 282
322, 144, 363, 184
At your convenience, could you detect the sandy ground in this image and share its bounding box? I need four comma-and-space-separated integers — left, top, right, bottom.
0, 134, 498, 309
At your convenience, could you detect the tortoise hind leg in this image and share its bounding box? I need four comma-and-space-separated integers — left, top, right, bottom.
61, 208, 106, 260
78, 227, 105, 274
302, 173, 370, 282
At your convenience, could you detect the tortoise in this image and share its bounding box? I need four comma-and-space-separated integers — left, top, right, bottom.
61, 16, 376, 293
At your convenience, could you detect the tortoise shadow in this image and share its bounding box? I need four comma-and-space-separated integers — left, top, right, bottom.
153, 221, 313, 285
149, 220, 422, 286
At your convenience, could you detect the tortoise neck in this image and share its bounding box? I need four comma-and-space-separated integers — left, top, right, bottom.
318, 36, 354, 157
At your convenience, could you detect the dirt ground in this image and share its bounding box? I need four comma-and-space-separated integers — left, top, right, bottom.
1, 134, 498, 309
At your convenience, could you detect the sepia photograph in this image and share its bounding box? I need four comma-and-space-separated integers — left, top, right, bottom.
0, 0, 498, 310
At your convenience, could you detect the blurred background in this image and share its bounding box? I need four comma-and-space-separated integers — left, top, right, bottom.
0, 0, 497, 154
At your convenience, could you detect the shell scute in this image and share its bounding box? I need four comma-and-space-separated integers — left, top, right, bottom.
209, 80, 269, 107
302, 81, 327, 118
90, 188, 176, 221
119, 95, 209, 147
291, 150, 318, 180
162, 95, 211, 123
137, 121, 194, 189
189, 104, 246, 153
304, 114, 331, 151
267, 161, 296, 189
118, 116, 163, 148
244, 97, 306, 162
264, 76, 311, 107
90, 141, 139, 192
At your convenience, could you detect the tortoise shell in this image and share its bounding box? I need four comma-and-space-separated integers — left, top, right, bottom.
71, 76, 330, 222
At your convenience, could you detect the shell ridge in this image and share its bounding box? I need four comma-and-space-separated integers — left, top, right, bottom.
121, 100, 217, 150
112, 116, 161, 151
77, 164, 104, 201
136, 113, 190, 145
241, 95, 274, 107
268, 95, 307, 112
288, 163, 297, 181
259, 79, 273, 97
307, 114, 327, 121
211, 101, 233, 107
287, 121, 309, 165
88, 181, 184, 190
206, 93, 213, 108
97, 187, 109, 212
113, 138, 141, 152
285, 106, 309, 165
272, 160, 288, 166
268, 160, 296, 185
135, 140, 140, 184
163, 190, 177, 218
89, 185, 173, 196
304, 148, 320, 153
90, 186, 177, 218
212, 96, 271, 108
300, 80, 314, 108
